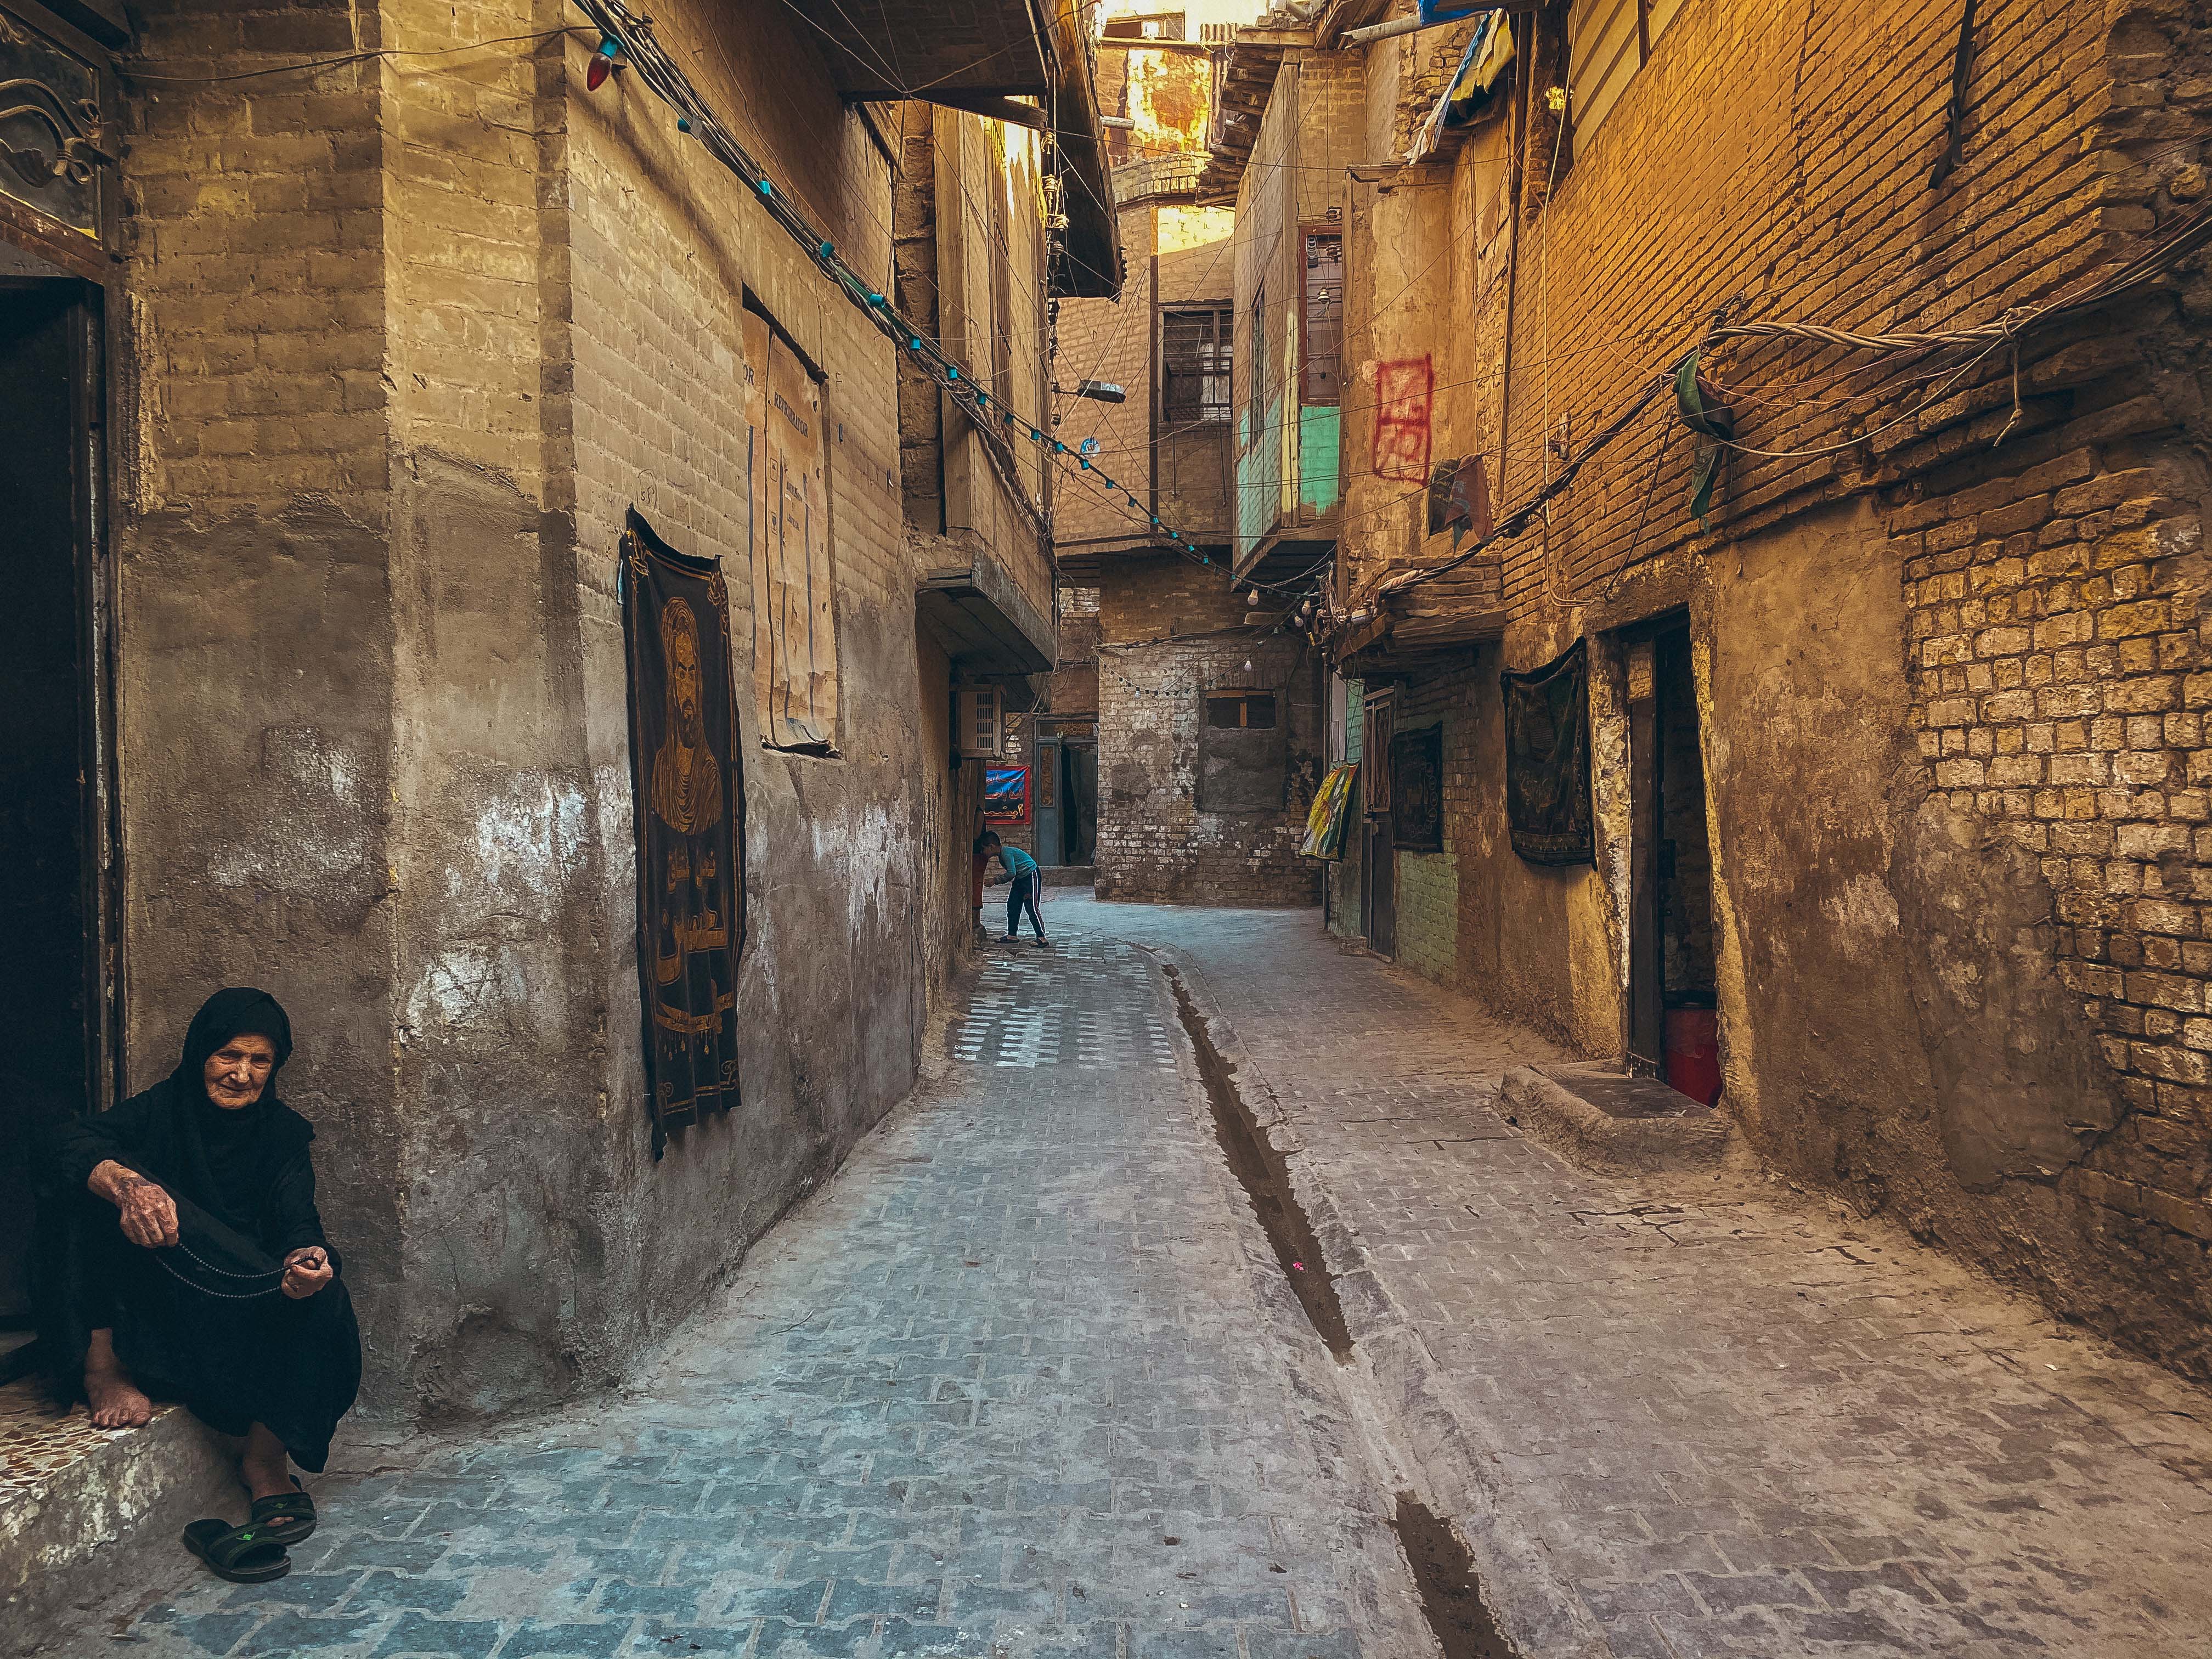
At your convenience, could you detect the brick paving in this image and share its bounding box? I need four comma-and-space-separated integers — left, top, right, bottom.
1060, 896, 2212, 1658
47, 904, 2212, 1658
58, 937, 1419, 1659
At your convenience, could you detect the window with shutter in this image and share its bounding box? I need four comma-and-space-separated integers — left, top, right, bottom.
1161, 307, 1232, 426
1301, 230, 1342, 407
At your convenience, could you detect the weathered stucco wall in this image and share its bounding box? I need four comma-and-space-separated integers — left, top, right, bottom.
111, 0, 1006, 1421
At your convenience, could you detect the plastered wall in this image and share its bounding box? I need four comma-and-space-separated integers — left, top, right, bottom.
111, 0, 1012, 1419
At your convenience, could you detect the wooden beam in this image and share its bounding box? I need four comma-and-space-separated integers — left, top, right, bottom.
928, 93, 1047, 132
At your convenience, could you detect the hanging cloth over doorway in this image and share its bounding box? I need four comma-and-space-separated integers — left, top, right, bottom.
1501, 639, 1594, 866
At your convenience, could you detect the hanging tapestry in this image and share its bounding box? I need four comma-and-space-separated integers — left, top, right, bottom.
984, 765, 1030, 825
1391, 725, 1445, 853
1502, 638, 1594, 866
1300, 762, 1359, 860
620, 507, 748, 1158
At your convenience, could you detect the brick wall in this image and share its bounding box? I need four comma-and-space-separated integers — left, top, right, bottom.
1231, 48, 1365, 565
105, 0, 1031, 1418
1095, 559, 1323, 904
1311, 0, 2212, 1373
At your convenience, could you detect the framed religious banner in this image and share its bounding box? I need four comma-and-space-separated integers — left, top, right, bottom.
983, 765, 1030, 825
619, 507, 748, 1158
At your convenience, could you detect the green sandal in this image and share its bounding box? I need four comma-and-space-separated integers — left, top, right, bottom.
246, 1478, 317, 1544
182, 1518, 290, 1583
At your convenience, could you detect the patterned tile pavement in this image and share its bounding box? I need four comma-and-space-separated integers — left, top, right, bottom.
46, 932, 1417, 1659
1057, 896, 2212, 1659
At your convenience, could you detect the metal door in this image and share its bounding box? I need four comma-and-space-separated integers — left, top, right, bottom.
1033, 736, 1063, 866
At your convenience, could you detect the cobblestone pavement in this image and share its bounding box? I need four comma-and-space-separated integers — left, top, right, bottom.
1054, 895, 2212, 1659
59, 936, 1425, 1659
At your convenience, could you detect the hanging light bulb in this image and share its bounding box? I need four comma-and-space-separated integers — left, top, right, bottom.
587, 36, 619, 91
1242, 659, 1254, 673
1247, 589, 1259, 606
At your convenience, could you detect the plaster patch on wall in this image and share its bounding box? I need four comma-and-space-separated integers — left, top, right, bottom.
466, 776, 591, 917
1898, 795, 2117, 1189
403, 940, 534, 1041
1820, 872, 1902, 948
207, 725, 380, 908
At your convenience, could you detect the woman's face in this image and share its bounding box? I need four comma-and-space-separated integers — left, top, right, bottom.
203, 1034, 278, 1110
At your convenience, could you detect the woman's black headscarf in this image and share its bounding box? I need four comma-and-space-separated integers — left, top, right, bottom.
170, 988, 297, 1238
179, 986, 294, 1081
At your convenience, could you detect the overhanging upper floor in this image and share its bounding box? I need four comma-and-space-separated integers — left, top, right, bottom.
803, 0, 1122, 298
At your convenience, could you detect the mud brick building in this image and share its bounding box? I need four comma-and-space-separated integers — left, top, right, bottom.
1204, 0, 2212, 1377
1056, 8, 1324, 905
0, 0, 1112, 1459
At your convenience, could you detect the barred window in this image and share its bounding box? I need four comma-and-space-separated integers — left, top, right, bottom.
1162, 307, 1232, 425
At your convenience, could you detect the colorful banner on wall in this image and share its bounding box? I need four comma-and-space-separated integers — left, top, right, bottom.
984, 765, 1030, 825
620, 507, 748, 1159
1300, 763, 1359, 860
1502, 637, 1594, 866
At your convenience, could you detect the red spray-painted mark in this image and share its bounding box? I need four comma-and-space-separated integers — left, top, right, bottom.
1372, 356, 1434, 483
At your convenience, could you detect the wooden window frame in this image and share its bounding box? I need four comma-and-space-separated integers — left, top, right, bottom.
1299, 225, 1344, 408
1160, 304, 1233, 428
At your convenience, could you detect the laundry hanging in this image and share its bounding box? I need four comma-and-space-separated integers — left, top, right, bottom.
1408, 12, 1517, 162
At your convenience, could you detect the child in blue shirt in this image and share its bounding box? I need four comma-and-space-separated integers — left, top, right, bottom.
978, 831, 1049, 946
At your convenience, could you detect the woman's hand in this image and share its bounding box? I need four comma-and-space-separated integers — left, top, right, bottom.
281, 1246, 333, 1299
91, 1160, 179, 1248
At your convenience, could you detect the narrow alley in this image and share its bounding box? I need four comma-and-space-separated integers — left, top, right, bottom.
47, 902, 2212, 1659
7, 2, 2212, 1655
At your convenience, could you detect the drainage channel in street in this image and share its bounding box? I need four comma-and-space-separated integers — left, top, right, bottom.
1163, 963, 1353, 1361
1393, 1492, 1518, 1659
1159, 958, 1519, 1658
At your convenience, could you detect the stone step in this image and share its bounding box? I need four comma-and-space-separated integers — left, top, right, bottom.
0, 1378, 229, 1656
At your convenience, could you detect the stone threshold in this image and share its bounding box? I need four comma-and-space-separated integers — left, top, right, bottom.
0, 1378, 230, 1657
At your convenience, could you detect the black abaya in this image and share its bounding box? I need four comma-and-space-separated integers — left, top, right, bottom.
39, 989, 363, 1471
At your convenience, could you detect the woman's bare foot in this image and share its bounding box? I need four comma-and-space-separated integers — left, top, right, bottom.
83, 1329, 153, 1429
84, 1365, 153, 1428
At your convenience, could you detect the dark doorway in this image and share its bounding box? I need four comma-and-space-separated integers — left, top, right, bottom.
1062, 739, 1097, 865
0, 278, 115, 1342
1626, 620, 1718, 1100
1361, 689, 1396, 957
1030, 720, 1099, 867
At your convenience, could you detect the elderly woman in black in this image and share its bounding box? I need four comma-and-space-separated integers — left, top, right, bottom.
44, 988, 362, 1582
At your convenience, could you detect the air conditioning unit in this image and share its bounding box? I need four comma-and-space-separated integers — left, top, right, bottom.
956, 686, 1005, 758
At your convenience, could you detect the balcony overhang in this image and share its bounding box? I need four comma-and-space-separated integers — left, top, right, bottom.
808, 1, 1121, 297
1331, 560, 1508, 677
918, 549, 1056, 676
806, 0, 1049, 99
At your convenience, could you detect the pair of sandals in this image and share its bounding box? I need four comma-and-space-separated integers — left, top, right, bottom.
180, 1480, 317, 1583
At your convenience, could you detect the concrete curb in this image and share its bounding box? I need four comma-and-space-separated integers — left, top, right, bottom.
1136, 940, 1610, 1659
1499, 1065, 1731, 1178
